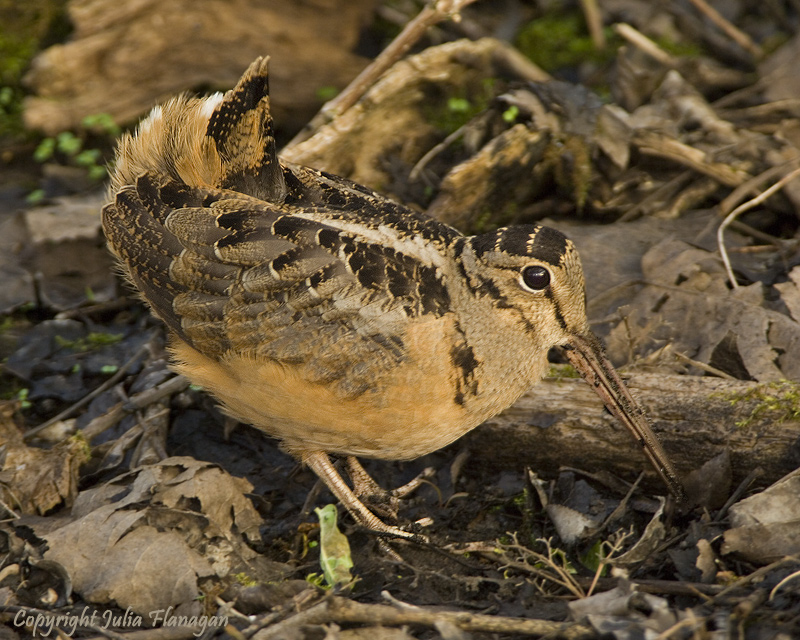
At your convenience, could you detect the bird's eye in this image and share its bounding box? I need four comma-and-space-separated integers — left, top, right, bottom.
521, 265, 550, 291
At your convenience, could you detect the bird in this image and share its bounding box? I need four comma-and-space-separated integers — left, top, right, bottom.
102, 56, 684, 541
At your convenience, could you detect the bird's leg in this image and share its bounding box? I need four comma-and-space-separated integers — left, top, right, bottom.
345, 456, 435, 520
302, 450, 426, 542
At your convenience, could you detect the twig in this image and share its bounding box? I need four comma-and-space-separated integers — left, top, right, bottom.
251, 595, 595, 639
714, 467, 762, 521
654, 609, 707, 640
613, 23, 679, 67
408, 121, 470, 183
286, 0, 480, 148
632, 130, 748, 187
717, 167, 800, 288
769, 568, 800, 601
718, 163, 797, 217
24, 343, 151, 442
685, 0, 763, 59
80, 375, 190, 441
574, 576, 723, 597
579, 0, 605, 49
674, 351, 736, 380
707, 556, 799, 603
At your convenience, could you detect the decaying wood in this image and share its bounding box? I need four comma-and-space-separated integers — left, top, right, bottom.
281, 37, 549, 189
22, 0, 376, 135
251, 595, 595, 640
467, 372, 800, 489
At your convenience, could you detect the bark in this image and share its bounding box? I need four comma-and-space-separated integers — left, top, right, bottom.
23, 0, 376, 134
467, 372, 800, 488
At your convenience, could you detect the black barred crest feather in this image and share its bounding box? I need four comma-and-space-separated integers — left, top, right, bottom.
109, 57, 286, 202
469, 225, 572, 268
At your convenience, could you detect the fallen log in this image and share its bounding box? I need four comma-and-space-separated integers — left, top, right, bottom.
467, 371, 800, 489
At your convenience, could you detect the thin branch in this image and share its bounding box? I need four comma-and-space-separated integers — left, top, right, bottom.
579, 0, 606, 49
685, 0, 763, 59
251, 595, 595, 640
674, 351, 736, 380
286, 0, 480, 149
613, 23, 679, 67
80, 375, 190, 441
717, 167, 800, 288
24, 343, 151, 441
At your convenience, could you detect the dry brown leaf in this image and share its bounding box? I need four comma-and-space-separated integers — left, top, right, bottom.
155, 459, 263, 544
722, 472, 800, 564
774, 265, 800, 323
44, 507, 213, 615
682, 450, 732, 510
0, 404, 90, 515
40, 457, 274, 615
604, 238, 800, 380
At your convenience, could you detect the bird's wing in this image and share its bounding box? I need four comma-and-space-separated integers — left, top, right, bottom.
102, 173, 454, 398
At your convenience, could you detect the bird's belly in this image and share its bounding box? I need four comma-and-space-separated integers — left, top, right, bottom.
169, 338, 488, 460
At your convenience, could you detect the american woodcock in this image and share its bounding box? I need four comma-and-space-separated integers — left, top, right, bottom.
102, 57, 684, 540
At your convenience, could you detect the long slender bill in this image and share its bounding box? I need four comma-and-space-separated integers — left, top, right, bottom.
563, 332, 685, 501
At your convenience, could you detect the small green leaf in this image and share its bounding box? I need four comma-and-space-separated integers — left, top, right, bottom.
26, 189, 45, 204
17, 388, 31, 410
0, 86, 14, 106
81, 112, 120, 136
75, 148, 101, 167
580, 539, 607, 574
88, 164, 108, 181
33, 138, 55, 163
502, 105, 520, 123
56, 131, 82, 156
447, 97, 471, 113
316, 86, 339, 101
315, 504, 354, 588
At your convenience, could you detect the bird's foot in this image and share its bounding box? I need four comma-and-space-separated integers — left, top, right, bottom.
302, 450, 429, 545
345, 456, 436, 521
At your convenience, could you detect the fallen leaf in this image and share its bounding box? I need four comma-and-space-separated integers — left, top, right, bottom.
774, 266, 800, 323
39, 457, 282, 616
569, 579, 676, 636
683, 450, 732, 510
604, 238, 800, 380
0, 404, 90, 515
722, 471, 800, 563
545, 504, 601, 545
316, 504, 354, 588
609, 499, 666, 567
44, 507, 213, 615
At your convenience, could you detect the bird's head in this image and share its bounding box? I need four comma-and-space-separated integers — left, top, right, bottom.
463, 224, 589, 350
462, 224, 684, 499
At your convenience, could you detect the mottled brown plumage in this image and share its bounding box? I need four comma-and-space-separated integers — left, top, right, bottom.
102, 57, 683, 539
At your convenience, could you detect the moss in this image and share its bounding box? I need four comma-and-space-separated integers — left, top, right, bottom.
515, 10, 619, 73
718, 380, 800, 428
654, 36, 703, 58
547, 363, 580, 379
424, 78, 496, 136
234, 572, 258, 587
54, 331, 124, 352
0, 0, 71, 141
69, 431, 92, 461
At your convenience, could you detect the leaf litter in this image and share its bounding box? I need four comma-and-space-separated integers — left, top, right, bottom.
2, 1, 800, 638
